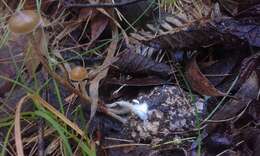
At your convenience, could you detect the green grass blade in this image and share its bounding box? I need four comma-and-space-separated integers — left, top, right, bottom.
34, 110, 73, 156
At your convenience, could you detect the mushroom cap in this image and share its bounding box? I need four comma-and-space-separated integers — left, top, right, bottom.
70, 66, 88, 81
8, 10, 41, 34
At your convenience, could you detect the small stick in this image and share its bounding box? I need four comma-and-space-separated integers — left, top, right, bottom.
65, 0, 147, 8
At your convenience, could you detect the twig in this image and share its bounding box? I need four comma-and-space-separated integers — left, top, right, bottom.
65, 0, 147, 8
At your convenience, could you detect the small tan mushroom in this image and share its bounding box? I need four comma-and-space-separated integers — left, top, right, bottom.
70, 66, 88, 81
8, 10, 41, 34
70, 66, 88, 96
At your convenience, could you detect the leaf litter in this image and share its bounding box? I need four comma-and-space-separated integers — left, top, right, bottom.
1, 0, 260, 156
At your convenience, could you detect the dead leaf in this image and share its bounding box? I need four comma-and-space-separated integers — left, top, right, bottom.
79, 8, 98, 20
243, 127, 260, 156
113, 49, 171, 79
90, 14, 109, 41
218, 0, 260, 16
216, 18, 260, 47
185, 55, 227, 96
207, 71, 259, 133
238, 53, 260, 85
89, 24, 118, 121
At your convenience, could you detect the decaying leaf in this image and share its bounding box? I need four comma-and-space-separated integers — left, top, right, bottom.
90, 13, 109, 41
238, 53, 260, 85
130, 1, 253, 51
215, 18, 260, 47
207, 71, 259, 133
204, 132, 233, 154
113, 49, 171, 79
242, 127, 260, 156
218, 0, 260, 16
185, 55, 227, 96
201, 53, 241, 86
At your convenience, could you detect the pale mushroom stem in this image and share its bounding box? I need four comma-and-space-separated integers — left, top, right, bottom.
79, 80, 88, 97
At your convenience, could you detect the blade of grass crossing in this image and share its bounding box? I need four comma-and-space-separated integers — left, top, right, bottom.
0, 123, 14, 156
34, 110, 73, 156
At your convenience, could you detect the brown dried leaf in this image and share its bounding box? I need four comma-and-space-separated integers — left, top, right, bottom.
89, 25, 118, 120
207, 71, 259, 133
185, 55, 227, 96
90, 14, 109, 41
114, 49, 171, 79
212, 71, 259, 120
79, 8, 98, 20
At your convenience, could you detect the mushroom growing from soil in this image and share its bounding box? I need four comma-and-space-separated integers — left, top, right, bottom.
69, 66, 88, 96
8, 10, 44, 75
8, 10, 41, 34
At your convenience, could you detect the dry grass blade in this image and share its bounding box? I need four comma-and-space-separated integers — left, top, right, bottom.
52, 21, 82, 46
89, 24, 119, 120
103, 143, 149, 149
30, 94, 85, 137
14, 95, 30, 156
24, 30, 47, 75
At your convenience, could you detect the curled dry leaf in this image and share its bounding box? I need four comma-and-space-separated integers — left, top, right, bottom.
185, 55, 227, 96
